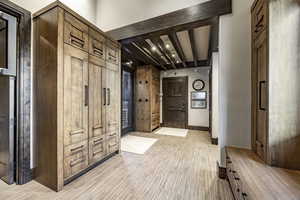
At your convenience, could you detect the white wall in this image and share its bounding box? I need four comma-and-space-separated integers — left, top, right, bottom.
219, 0, 254, 164
212, 52, 219, 139
96, 0, 210, 31
160, 67, 210, 127
10, 0, 98, 24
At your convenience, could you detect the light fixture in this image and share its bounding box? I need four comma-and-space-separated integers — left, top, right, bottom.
165, 44, 170, 49
176, 60, 180, 64
172, 54, 176, 58
151, 46, 157, 51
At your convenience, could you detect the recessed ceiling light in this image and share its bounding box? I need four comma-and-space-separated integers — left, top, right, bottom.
166, 44, 170, 49
172, 54, 176, 58
151, 46, 157, 51
176, 60, 180, 63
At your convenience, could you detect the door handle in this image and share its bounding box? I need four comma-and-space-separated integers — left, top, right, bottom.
107, 88, 110, 105
85, 85, 88, 106
259, 81, 266, 110
103, 88, 106, 106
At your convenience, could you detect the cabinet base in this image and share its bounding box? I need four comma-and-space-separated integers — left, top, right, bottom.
64, 151, 118, 186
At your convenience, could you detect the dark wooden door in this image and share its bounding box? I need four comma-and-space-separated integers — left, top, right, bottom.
163, 77, 188, 128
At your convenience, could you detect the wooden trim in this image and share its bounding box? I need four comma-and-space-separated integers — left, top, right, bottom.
107, 0, 232, 41
188, 126, 210, 131
0, 0, 32, 185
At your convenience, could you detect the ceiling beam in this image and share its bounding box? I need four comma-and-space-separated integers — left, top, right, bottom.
169, 33, 187, 68
151, 38, 176, 69
123, 44, 157, 66
208, 17, 219, 64
107, 0, 232, 41
188, 29, 198, 67
136, 40, 167, 70
165, 60, 211, 69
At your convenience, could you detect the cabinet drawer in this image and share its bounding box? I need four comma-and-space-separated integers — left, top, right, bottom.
253, 0, 267, 38
64, 144, 88, 179
89, 136, 106, 164
64, 140, 88, 158
106, 42, 119, 65
107, 123, 118, 133
107, 134, 119, 154
64, 12, 89, 51
89, 28, 106, 60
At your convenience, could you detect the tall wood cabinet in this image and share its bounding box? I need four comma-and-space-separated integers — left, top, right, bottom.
135, 65, 160, 132
33, 2, 121, 191
251, 0, 300, 170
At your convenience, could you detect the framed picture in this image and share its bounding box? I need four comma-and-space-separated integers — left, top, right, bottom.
191, 91, 207, 100
191, 91, 207, 109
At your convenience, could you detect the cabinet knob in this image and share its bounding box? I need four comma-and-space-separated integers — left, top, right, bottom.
145, 99, 149, 102
139, 99, 142, 102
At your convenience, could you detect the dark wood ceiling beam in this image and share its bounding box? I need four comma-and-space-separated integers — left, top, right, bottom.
208, 17, 219, 64
165, 60, 210, 69
123, 44, 157, 66
136, 40, 167, 70
188, 29, 198, 67
151, 38, 177, 69
131, 42, 166, 70
168, 33, 187, 68
121, 48, 143, 67
107, 0, 232, 41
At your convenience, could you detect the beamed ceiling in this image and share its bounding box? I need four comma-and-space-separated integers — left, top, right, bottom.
120, 19, 217, 70
107, 0, 232, 70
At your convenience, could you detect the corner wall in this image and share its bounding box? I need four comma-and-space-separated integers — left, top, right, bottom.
219, 0, 254, 164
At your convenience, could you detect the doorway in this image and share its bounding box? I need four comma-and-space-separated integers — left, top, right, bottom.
162, 77, 188, 129
121, 66, 134, 136
0, 10, 17, 185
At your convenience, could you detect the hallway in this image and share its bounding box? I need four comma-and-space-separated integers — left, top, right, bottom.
0, 131, 232, 200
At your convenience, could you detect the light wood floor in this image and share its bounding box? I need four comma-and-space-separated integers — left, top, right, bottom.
0, 130, 233, 200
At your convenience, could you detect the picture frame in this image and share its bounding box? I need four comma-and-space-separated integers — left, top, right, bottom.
191, 91, 207, 109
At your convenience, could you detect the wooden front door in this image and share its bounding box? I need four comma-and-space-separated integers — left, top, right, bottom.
254, 32, 268, 160
162, 77, 188, 129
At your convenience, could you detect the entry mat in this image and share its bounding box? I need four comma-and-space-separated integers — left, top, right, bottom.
155, 127, 188, 137
121, 135, 158, 154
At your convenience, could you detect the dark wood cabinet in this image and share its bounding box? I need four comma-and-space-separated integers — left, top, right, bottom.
33, 2, 121, 191
135, 65, 160, 132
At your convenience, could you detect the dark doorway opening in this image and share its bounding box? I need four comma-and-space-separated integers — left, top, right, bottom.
162, 76, 188, 129
121, 66, 134, 136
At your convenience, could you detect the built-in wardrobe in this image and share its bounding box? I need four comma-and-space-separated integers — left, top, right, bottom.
33, 2, 121, 191
135, 65, 160, 132
251, 0, 300, 170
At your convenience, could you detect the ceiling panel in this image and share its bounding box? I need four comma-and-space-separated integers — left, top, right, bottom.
194, 25, 211, 60
176, 31, 194, 62
145, 39, 170, 64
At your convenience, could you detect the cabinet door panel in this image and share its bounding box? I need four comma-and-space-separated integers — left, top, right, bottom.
89, 136, 106, 164
104, 68, 119, 134
64, 44, 89, 146
89, 55, 105, 138
64, 12, 89, 51
254, 32, 268, 160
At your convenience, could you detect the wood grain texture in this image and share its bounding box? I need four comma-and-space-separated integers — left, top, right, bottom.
226, 147, 300, 200
0, 131, 233, 200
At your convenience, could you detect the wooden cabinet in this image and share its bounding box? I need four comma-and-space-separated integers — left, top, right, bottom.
135, 65, 160, 132
33, 2, 121, 191
251, 0, 300, 170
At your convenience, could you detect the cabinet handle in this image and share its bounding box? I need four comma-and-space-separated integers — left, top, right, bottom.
94, 138, 103, 145
107, 88, 110, 105
93, 149, 104, 156
70, 32, 85, 48
259, 81, 266, 110
109, 132, 117, 137
103, 88, 106, 106
93, 45, 103, 56
70, 158, 85, 167
70, 145, 84, 153
85, 85, 88, 106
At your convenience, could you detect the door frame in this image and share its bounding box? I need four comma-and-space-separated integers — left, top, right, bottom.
0, 1, 31, 184
162, 76, 188, 129
121, 65, 135, 136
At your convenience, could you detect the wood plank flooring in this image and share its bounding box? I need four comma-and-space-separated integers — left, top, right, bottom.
0, 130, 233, 200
